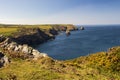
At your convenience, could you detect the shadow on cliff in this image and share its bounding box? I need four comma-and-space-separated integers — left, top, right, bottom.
11, 28, 56, 46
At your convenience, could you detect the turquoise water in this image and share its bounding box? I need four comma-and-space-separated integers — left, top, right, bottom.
36, 25, 120, 60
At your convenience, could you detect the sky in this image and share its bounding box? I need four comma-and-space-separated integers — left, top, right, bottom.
0, 0, 120, 25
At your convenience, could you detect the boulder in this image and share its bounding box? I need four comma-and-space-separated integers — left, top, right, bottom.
22, 45, 29, 53
32, 49, 48, 60
80, 26, 84, 30
40, 53, 48, 57
66, 30, 71, 36
0, 51, 10, 67
7, 42, 17, 51
32, 49, 41, 57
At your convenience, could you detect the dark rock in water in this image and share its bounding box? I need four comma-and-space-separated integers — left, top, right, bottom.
11, 28, 54, 45
80, 26, 84, 30
66, 30, 71, 36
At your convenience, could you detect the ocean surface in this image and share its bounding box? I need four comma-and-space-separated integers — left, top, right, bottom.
36, 25, 120, 60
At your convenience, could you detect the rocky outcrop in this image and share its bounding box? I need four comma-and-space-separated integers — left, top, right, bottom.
80, 26, 84, 30
52, 25, 78, 31
52, 26, 67, 31
0, 51, 10, 67
66, 25, 78, 31
0, 36, 48, 60
0, 25, 78, 61
6, 25, 77, 46
66, 30, 71, 36
11, 28, 55, 45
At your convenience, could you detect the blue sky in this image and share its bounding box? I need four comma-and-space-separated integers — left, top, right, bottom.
0, 0, 120, 25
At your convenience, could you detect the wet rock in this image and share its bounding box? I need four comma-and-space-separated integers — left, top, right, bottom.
80, 26, 84, 30
66, 30, 71, 36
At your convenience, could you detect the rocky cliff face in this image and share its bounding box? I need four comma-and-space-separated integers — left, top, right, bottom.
52, 25, 78, 31
0, 25, 78, 68
11, 28, 55, 45
66, 25, 78, 31
9, 25, 78, 45
0, 36, 48, 61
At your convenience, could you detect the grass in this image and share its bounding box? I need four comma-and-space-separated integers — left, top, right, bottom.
0, 24, 60, 36
0, 46, 120, 80
0, 24, 76, 36
0, 24, 119, 79
0, 27, 18, 36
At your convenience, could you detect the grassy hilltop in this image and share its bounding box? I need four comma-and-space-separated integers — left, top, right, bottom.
0, 24, 76, 36
0, 24, 120, 80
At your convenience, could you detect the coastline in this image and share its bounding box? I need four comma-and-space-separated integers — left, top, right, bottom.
0, 24, 120, 80
0, 24, 78, 62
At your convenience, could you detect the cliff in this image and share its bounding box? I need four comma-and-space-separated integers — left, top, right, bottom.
0, 46, 119, 80
0, 24, 78, 45
10, 27, 55, 45
0, 25, 119, 80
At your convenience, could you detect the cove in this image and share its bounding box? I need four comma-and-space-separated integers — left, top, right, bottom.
36, 25, 120, 60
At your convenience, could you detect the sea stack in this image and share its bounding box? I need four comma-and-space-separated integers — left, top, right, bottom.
80, 26, 84, 30
66, 30, 71, 36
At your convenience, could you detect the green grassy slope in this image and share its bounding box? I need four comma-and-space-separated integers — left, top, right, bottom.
0, 46, 120, 80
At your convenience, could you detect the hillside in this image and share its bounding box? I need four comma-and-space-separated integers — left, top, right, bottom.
0, 46, 120, 80
0, 25, 120, 80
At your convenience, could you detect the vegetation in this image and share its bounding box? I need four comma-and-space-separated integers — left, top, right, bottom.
0, 27, 18, 36
0, 24, 119, 79
0, 24, 73, 36
0, 46, 120, 80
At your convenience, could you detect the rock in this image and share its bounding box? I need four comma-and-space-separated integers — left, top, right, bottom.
7, 42, 17, 51
22, 45, 29, 53
2, 55, 10, 66
49, 29, 58, 35
66, 25, 78, 31
11, 28, 53, 45
32, 49, 48, 60
18, 45, 23, 51
0, 52, 10, 67
40, 53, 48, 57
0, 35, 6, 43
14, 46, 19, 52
32, 49, 41, 57
80, 26, 84, 30
66, 30, 71, 36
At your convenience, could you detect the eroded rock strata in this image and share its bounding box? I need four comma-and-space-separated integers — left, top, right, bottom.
0, 25, 78, 67
0, 36, 48, 61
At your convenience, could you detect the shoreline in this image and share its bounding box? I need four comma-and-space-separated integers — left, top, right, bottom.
0, 25, 120, 80
0, 24, 78, 61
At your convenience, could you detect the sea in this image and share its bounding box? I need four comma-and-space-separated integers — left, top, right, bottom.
35, 25, 120, 60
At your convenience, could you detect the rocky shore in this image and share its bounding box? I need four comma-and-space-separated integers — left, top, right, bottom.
10, 25, 78, 45
0, 25, 78, 67
0, 36, 49, 67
